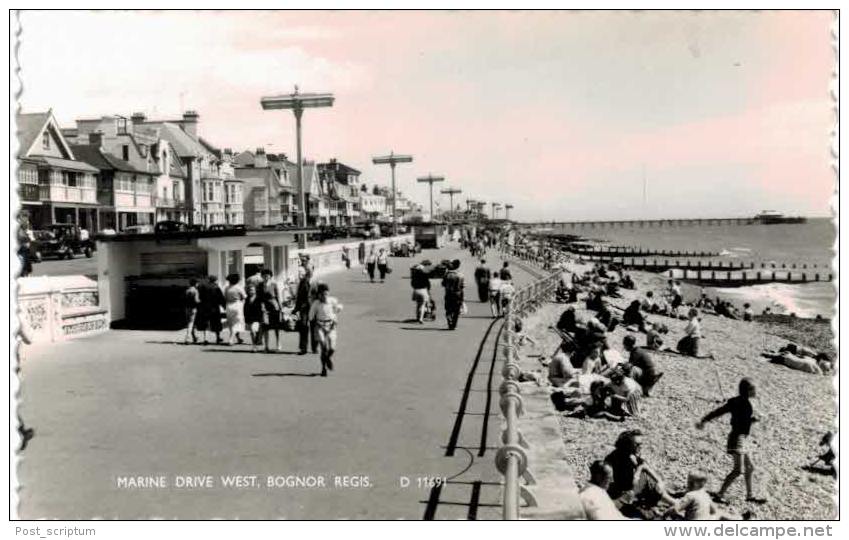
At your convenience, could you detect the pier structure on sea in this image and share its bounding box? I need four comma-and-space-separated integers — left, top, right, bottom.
529, 217, 758, 229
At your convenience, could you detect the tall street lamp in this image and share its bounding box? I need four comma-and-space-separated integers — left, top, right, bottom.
417, 174, 444, 221
440, 187, 462, 222
372, 151, 413, 236
261, 86, 334, 246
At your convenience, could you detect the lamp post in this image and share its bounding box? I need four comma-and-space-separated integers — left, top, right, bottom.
372, 151, 413, 236
417, 174, 445, 221
440, 187, 462, 222
261, 86, 334, 247
505, 204, 514, 221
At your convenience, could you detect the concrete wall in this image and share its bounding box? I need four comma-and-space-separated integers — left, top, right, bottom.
18, 275, 108, 344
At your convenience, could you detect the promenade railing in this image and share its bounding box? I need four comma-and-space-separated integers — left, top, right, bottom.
495, 256, 560, 520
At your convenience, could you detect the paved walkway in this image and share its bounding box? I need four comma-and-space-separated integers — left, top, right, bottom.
17, 244, 542, 519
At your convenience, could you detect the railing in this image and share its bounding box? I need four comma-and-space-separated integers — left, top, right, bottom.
496, 257, 561, 520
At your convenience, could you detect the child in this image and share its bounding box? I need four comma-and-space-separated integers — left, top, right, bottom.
664, 471, 743, 520
696, 378, 766, 505
308, 283, 344, 377
183, 278, 200, 344
678, 308, 702, 356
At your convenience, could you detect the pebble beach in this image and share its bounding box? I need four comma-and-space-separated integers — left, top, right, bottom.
520, 264, 837, 520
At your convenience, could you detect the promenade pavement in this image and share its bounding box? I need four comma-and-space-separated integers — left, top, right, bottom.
17, 244, 543, 519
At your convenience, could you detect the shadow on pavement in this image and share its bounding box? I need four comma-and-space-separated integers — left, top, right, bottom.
400, 327, 449, 331
252, 372, 320, 378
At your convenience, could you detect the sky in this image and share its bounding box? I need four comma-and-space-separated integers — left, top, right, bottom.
16, 10, 836, 221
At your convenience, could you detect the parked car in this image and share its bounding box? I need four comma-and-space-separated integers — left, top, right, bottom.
122, 224, 154, 235
208, 224, 246, 232
32, 224, 96, 260
154, 220, 189, 234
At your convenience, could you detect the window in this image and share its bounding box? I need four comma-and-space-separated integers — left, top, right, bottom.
63, 171, 77, 187
122, 145, 129, 162
42, 131, 50, 150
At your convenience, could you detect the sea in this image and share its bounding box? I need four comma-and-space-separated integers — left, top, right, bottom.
544, 218, 837, 319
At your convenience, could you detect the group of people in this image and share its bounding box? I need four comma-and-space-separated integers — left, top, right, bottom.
474, 259, 517, 318
182, 256, 344, 377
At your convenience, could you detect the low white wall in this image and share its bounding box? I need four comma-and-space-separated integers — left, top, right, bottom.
17, 275, 108, 344
287, 234, 415, 282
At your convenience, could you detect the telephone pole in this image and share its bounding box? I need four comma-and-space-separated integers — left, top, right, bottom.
440, 187, 462, 222
372, 151, 413, 235
417, 174, 445, 221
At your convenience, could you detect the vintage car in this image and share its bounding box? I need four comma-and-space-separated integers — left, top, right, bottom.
31, 224, 96, 260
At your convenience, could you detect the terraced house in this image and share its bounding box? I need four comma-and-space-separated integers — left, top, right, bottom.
16, 110, 100, 231
317, 159, 362, 227
129, 111, 234, 227
234, 148, 296, 227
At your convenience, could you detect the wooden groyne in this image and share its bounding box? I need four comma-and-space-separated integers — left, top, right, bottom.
529, 217, 757, 229
564, 245, 719, 258
576, 255, 833, 285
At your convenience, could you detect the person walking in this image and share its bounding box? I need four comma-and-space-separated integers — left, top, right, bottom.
243, 284, 265, 352
198, 276, 225, 345
474, 258, 491, 302
442, 259, 465, 330
358, 241, 366, 266
295, 269, 314, 355
376, 248, 390, 282
696, 378, 767, 505
365, 248, 377, 282
309, 283, 344, 377
224, 274, 246, 345
258, 269, 283, 353
342, 245, 351, 269
183, 278, 201, 344
410, 262, 432, 324
488, 269, 503, 317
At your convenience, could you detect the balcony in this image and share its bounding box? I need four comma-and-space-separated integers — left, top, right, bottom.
20, 183, 40, 202
39, 185, 97, 204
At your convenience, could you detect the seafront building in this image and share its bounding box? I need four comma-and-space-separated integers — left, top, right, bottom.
234, 148, 296, 228
317, 159, 362, 227
16, 110, 101, 231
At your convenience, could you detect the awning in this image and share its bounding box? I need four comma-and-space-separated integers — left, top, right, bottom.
36, 156, 99, 173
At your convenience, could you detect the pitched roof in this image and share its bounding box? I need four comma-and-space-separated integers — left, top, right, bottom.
70, 144, 153, 174
16, 111, 51, 158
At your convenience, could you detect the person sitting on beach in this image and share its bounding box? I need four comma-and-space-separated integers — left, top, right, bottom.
620, 274, 635, 290
553, 380, 621, 421
605, 429, 677, 518
596, 302, 620, 333
586, 290, 606, 312
805, 432, 836, 478
548, 340, 579, 387
696, 378, 767, 506
581, 344, 606, 375
556, 306, 578, 335
742, 303, 754, 322
695, 293, 715, 312
606, 280, 622, 298
623, 300, 647, 331
645, 322, 667, 350
607, 367, 642, 417
581, 461, 629, 520
677, 308, 702, 357
663, 471, 744, 521
623, 335, 663, 397
641, 291, 657, 313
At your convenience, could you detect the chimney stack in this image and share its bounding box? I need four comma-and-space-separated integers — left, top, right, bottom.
254, 147, 268, 168
131, 112, 146, 125
88, 130, 104, 149
181, 110, 199, 138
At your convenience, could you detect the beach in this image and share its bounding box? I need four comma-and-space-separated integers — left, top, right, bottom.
520, 264, 836, 520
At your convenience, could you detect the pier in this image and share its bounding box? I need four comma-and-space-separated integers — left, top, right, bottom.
529, 217, 756, 229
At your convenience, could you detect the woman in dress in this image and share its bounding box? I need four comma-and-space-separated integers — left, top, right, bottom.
199, 275, 225, 345
224, 273, 246, 345
243, 285, 265, 352
258, 269, 283, 353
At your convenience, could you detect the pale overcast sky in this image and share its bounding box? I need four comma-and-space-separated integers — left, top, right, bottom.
17, 10, 835, 221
